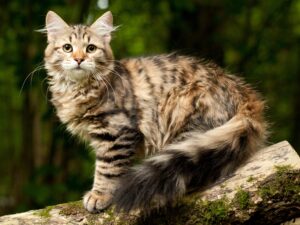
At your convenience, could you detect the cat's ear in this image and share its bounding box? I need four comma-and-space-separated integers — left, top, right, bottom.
45, 11, 69, 42
90, 11, 115, 43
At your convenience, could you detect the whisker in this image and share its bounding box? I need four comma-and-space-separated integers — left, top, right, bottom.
96, 64, 126, 93
93, 72, 110, 105
95, 65, 125, 100
41, 76, 50, 100
19, 63, 45, 96
101, 75, 117, 103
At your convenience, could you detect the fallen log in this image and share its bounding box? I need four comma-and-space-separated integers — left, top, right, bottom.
0, 141, 299, 225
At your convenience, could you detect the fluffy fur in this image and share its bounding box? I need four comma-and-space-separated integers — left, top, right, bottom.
43, 11, 268, 213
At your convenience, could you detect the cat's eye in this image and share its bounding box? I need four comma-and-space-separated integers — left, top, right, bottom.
63, 44, 73, 53
86, 44, 97, 53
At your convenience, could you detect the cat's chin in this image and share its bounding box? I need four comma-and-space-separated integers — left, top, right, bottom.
67, 69, 89, 82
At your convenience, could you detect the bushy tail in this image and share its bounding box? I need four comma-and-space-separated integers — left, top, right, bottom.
112, 115, 267, 212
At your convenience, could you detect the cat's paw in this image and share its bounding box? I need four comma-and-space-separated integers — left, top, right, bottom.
83, 190, 112, 213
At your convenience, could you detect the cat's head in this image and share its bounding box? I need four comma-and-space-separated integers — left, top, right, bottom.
44, 11, 116, 82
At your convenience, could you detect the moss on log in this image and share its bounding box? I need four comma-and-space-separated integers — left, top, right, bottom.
0, 141, 299, 225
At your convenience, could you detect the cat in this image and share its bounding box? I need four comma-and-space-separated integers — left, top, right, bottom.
43, 10, 268, 213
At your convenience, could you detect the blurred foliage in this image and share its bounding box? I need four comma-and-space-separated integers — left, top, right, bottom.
0, 0, 299, 215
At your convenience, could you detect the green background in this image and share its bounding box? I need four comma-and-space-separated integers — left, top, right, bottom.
0, 0, 299, 215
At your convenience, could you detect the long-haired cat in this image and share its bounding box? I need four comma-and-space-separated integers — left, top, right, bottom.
43, 11, 267, 213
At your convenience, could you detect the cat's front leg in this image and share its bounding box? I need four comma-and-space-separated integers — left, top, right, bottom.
84, 127, 141, 213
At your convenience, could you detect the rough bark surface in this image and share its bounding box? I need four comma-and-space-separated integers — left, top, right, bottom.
0, 141, 299, 225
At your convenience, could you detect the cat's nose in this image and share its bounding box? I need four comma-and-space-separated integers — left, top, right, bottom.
74, 58, 84, 65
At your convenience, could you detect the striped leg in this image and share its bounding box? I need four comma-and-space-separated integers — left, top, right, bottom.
83, 127, 140, 213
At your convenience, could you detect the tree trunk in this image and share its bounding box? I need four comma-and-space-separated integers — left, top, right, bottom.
0, 141, 299, 225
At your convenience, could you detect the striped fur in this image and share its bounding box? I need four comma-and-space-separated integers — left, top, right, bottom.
43, 11, 268, 213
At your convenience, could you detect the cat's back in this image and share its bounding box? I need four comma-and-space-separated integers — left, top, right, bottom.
120, 54, 216, 97
120, 54, 260, 122
120, 54, 248, 99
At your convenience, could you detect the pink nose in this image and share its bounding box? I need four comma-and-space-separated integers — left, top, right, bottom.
74, 58, 84, 65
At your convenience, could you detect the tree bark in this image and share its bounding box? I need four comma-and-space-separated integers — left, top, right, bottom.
0, 141, 299, 225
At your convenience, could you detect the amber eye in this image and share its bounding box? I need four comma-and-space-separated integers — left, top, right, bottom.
62, 44, 73, 53
86, 44, 97, 53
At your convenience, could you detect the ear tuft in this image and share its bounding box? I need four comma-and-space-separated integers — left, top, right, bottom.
99, 11, 113, 28
90, 11, 117, 43
45, 11, 69, 42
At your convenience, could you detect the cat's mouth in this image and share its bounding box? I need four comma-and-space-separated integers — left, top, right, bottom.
75, 66, 83, 70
